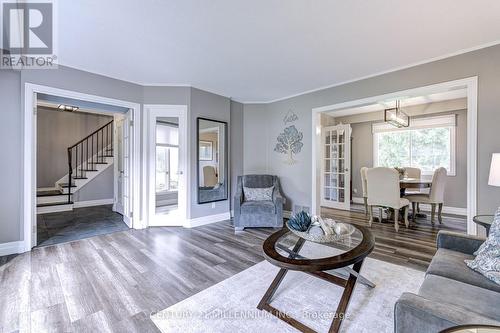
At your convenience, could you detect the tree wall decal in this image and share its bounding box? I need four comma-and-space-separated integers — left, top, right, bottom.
274, 125, 304, 164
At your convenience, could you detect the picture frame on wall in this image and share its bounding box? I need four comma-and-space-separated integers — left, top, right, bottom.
199, 140, 213, 161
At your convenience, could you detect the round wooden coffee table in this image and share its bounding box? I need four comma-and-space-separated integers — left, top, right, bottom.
257, 224, 375, 333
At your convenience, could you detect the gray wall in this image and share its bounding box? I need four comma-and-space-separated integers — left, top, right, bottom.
243, 44, 500, 216
74, 167, 114, 202
347, 109, 467, 208
189, 88, 231, 219
1, 65, 240, 244
0, 70, 22, 243
230, 101, 244, 212
37, 107, 112, 187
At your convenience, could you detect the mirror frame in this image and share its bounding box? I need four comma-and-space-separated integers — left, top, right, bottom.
196, 117, 229, 204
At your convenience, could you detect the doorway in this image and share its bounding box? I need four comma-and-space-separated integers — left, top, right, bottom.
146, 105, 188, 227
24, 84, 141, 250
311, 77, 478, 235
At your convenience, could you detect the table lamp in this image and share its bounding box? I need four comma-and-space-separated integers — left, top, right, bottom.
489, 153, 500, 187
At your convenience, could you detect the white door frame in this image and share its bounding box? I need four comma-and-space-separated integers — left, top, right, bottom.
311, 76, 478, 235
23, 83, 142, 251
144, 104, 189, 227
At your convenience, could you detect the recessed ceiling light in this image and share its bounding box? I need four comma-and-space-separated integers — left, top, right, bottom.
57, 104, 79, 112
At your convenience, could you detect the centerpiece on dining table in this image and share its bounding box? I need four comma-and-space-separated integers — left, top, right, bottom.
286, 211, 355, 243
394, 167, 407, 180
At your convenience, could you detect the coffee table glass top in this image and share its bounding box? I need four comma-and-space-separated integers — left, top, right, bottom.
275, 226, 363, 260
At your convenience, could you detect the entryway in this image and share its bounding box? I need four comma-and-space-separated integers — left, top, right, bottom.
24, 84, 141, 250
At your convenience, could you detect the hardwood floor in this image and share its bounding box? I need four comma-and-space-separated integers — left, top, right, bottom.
0, 210, 466, 332
321, 205, 467, 271
0, 223, 274, 333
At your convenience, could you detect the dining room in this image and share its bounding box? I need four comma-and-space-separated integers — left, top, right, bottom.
317, 88, 468, 232
315, 88, 470, 268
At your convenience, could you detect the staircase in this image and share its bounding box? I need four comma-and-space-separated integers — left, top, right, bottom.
37, 120, 114, 214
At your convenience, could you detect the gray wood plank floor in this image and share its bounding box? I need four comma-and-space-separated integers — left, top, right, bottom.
0, 223, 274, 333
0, 210, 467, 332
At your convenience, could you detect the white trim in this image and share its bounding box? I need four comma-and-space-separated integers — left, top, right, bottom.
0, 241, 24, 257
371, 114, 457, 133
311, 77, 478, 235
37, 203, 73, 214
351, 197, 466, 216
73, 198, 114, 208
243, 41, 500, 104
144, 104, 189, 227
36, 187, 58, 192
24, 83, 141, 252
185, 212, 231, 228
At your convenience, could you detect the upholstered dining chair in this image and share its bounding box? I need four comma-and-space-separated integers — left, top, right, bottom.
367, 167, 410, 232
360, 167, 369, 216
405, 167, 447, 224
404, 167, 423, 211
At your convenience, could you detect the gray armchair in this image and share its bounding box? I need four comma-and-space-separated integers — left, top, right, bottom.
233, 175, 284, 230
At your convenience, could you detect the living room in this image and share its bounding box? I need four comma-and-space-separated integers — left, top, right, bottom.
1, 1, 500, 332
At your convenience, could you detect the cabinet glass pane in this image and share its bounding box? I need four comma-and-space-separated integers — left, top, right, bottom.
339, 145, 344, 158
339, 189, 345, 202
324, 174, 331, 187
324, 145, 330, 158
325, 133, 331, 144
331, 131, 338, 144
339, 130, 345, 144
338, 174, 345, 188
331, 189, 338, 201
331, 175, 338, 188
325, 160, 331, 171
324, 188, 331, 200
332, 145, 338, 159
339, 159, 345, 173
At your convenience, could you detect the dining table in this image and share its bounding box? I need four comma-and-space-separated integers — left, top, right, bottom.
399, 177, 432, 197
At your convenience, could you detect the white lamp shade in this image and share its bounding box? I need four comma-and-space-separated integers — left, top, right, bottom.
488, 153, 500, 186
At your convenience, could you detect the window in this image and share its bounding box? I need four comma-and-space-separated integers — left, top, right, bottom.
156, 123, 179, 192
373, 115, 456, 176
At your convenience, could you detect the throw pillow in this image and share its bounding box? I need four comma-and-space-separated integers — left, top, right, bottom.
243, 186, 274, 201
465, 207, 500, 285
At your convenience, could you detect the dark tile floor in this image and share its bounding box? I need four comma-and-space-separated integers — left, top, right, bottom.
37, 204, 129, 247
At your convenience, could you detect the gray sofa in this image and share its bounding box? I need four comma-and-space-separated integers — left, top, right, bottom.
395, 231, 500, 333
233, 175, 284, 230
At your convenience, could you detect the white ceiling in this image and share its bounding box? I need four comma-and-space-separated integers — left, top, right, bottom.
58, 1, 500, 103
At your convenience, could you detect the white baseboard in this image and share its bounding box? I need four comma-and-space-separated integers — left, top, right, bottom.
73, 198, 114, 208
351, 196, 466, 216
37, 203, 73, 214
36, 187, 58, 192
186, 212, 231, 228
352, 197, 365, 204
0, 241, 25, 256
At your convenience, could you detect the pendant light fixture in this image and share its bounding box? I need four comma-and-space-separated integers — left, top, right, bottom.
384, 100, 409, 128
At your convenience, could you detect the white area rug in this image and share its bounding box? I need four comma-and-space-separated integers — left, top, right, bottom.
152, 242, 425, 333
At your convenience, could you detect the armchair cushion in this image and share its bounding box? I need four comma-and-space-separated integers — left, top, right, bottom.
241, 200, 275, 214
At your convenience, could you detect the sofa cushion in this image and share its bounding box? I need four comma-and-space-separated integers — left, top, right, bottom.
427, 248, 500, 293
419, 274, 500, 321
241, 200, 275, 214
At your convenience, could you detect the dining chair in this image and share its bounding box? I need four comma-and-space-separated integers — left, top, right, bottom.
404, 167, 423, 212
367, 167, 410, 232
360, 167, 369, 216
405, 167, 447, 224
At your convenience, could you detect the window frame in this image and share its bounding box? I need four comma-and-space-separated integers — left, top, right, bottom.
372, 115, 456, 176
